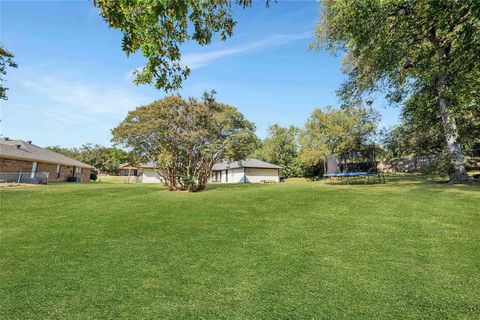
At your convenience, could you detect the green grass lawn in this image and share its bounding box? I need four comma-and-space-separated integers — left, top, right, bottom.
1, 177, 479, 319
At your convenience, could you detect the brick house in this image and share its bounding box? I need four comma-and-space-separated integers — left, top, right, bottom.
0, 138, 93, 182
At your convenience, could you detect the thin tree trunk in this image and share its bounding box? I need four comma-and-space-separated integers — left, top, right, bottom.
437, 75, 469, 184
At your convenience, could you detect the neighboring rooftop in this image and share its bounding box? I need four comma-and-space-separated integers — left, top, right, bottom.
139, 158, 282, 170
0, 138, 93, 168
118, 163, 137, 169
139, 161, 157, 169
213, 158, 282, 170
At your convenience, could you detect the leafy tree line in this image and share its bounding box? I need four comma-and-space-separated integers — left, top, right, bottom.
253, 103, 380, 179
95, 1, 479, 184
4, 1, 477, 185
111, 93, 380, 187
47, 144, 133, 175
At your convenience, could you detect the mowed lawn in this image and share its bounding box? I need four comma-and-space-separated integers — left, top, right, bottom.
1, 177, 479, 319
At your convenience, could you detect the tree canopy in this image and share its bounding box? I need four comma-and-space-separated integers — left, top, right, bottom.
111, 93, 258, 192
299, 104, 379, 167
0, 45, 18, 100
47, 144, 131, 174
314, 0, 480, 183
93, 0, 268, 91
253, 124, 303, 179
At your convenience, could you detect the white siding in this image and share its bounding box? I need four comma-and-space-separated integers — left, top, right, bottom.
245, 168, 280, 183
209, 167, 280, 184
208, 168, 246, 183
226, 168, 246, 183
142, 169, 164, 183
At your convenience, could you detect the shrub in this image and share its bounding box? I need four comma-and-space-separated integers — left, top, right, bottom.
465, 156, 480, 171
421, 154, 455, 180
90, 170, 98, 182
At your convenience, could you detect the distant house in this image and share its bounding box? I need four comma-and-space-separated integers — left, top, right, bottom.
0, 138, 93, 182
209, 158, 282, 183
139, 162, 164, 183
136, 158, 281, 184
117, 163, 139, 176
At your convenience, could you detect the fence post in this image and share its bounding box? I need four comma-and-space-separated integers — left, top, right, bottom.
17, 172, 22, 184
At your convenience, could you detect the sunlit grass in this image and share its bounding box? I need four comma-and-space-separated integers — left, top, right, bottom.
1, 176, 479, 319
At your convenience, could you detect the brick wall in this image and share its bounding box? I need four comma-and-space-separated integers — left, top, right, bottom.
0, 158, 91, 182
0, 158, 32, 172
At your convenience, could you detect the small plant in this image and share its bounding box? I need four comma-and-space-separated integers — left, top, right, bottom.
90, 170, 98, 182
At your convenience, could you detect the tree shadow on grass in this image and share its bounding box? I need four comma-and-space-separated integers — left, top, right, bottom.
205, 183, 267, 192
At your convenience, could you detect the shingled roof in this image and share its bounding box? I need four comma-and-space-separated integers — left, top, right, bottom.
0, 139, 93, 168
212, 158, 282, 170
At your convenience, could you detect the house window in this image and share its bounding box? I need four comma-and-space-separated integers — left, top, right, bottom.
56, 165, 61, 179
31, 162, 38, 178
212, 170, 222, 182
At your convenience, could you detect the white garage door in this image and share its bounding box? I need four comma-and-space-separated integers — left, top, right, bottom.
142, 170, 164, 183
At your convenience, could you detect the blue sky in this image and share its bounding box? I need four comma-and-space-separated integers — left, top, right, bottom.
1, 0, 400, 148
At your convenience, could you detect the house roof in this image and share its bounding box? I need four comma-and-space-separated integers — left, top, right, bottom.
212, 158, 282, 170
139, 161, 157, 169
0, 139, 93, 168
118, 163, 137, 169
139, 158, 282, 170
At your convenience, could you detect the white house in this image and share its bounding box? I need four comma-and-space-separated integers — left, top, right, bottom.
209, 158, 282, 183
138, 158, 281, 184
139, 162, 164, 183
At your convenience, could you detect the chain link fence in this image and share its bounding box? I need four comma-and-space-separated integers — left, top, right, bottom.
0, 172, 49, 185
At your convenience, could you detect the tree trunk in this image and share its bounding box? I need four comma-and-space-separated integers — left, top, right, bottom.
437, 75, 469, 184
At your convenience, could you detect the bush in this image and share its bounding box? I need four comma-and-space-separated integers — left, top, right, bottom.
421, 154, 455, 179
465, 156, 480, 171
90, 170, 98, 182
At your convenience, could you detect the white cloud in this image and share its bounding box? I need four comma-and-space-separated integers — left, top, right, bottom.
182, 31, 311, 69
124, 32, 311, 79
17, 76, 151, 119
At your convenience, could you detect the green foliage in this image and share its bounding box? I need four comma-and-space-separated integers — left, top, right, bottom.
47, 145, 130, 174
421, 154, 455, 180
111, 92, 258, 192
299, 104, 379, 166
93, 0, 268, 91
465, 156, 480, 171
90, 170, 98, 182
254, 124, 303, 179
380, 123, 444, 161
46, 145, 79, 160
0, 44, 18, 100
315, 0, 480, 183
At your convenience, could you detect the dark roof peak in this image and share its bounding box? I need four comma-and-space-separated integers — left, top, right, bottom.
0, 138, 93, 168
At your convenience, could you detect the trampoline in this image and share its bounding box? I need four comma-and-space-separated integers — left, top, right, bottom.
324, 171, 385, 184
323, 146, 386, 184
